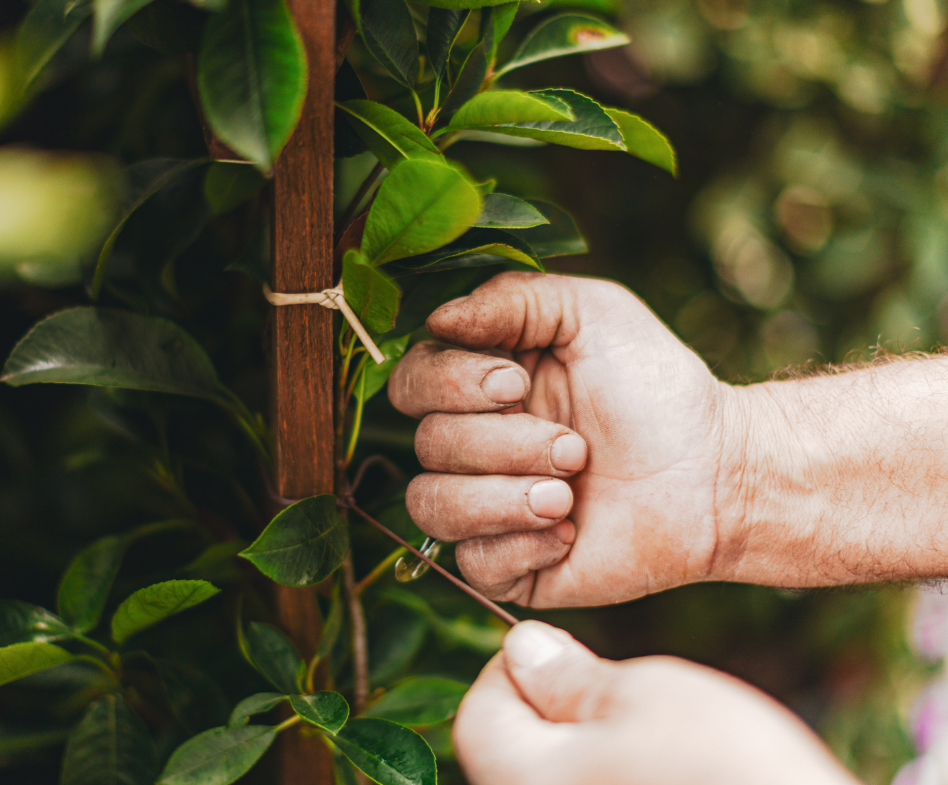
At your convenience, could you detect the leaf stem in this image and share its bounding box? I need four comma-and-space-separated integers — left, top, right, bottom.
354, 547, 406, 595
275, 714, 303, 734
342, 554, 369, 714
410, 89, 425, 129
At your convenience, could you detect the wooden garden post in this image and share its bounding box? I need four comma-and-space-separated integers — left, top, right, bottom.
269, 0, 336, 781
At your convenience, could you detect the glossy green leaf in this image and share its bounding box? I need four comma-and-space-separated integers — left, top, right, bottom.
92, 0, 155, 55
2, 308, 227, 402
497, 12, 629, 75
228, 693, 286, 727
474, 193, 549, 228
14, 0, 92, 87
240, 495, 349, 588
198, 0, 308, 172
204, 163, 266, 215
157, 725, 277, 785
444, 90, 574, 130
365, 677, 468, 727
357, 0, 419, 88
487, 2, 518, 62
238, 621, 305, 694
507, 200, 587, 257
92, 158, 206, 298
289, 692, 349, 734
57, 534, 128, 633
334, 717, 437, 785
439, 37, 488, 121
61, 696, 157, 785
356, 335, 410, 404
111, 580, 220, 644
426, 9, 469, 80
337, 101, 441, 170
362, 159, 482, 266
411, 0, 519, 6
0, 642, 74, 687
335, 60, 369, 159
605, 107, 677, 175
394, 227, 542, 272
343, 249, 401, 334
0, 601, 72, 647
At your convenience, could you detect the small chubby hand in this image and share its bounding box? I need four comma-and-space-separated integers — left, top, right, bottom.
453, 621, 859, 785
388, 271, 737, 607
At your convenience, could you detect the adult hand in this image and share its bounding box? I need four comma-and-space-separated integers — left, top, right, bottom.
389, 271, 735, 607
454, 621, 859, 785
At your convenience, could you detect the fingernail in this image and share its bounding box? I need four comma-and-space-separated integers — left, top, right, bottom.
528, 480, 572, 519
551, 520, 576, 545
482, 367, 526, 404
506, 622, 567, 669
550, 434, 587, 472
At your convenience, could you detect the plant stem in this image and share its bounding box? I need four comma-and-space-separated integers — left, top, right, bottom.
410, 89, 425, 129
73, 635, 113, 659
339, 161, 385, 233
342, 554, 369, 714
345, 373, 366, 465
275, 714, 303, 734
355, 547, 406, 595
74, 653, 117, 679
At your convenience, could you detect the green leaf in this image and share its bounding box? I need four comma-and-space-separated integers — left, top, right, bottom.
426, 9, 469, 80
410, 0, 519, 7
444, 90, 574, 130
240, 495, 349, 588
57, 534, 128, 633
507, 200, 587, 257
0, 601, 72, 647
394, 227, 542, 272
2, 308, 227, 402
111, 580, 220, 645
334, 717, 437, 785
14, 0, 92, 87
198, 0, 308, 172
238, 621, 305, 694
92, 0, 155, 55
487, 2, 518, 62
289, 692, 349, 734
157, 725, 277, 785
61, 696, 158, 785
393, 267, 494, 335
446, 87, 623, 151
474, 193, 549, 229
314, 582, 345, 662
337, 101, 441, 170
343, 249, 401, 334
362, 159, 482, 266
364, 677, 468, 727
355, 335, 410, 404
204, 163, 266, 215
604, 107, 677, 176
92, 158, 206, 298
357, 0, 419, 88
439, 37, 488, 121
497, 12, 629, 75
0, 642, 74, 687
228, 693, 286, 727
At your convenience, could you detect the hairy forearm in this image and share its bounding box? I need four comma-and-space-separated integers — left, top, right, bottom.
714, 355, 948, 586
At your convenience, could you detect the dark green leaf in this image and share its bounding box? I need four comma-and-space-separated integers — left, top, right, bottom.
228, 693, 286, 727
240, 495, 349, 588
507, 200, 587, 257
0, 642, 74, 687
497, 12, 629, 75
474, 193, 549, 228
444, 90, 574, 129
439, 37, 488, 121
157, 726, 277, 785
2, 308, 227, 402
225, 220, 269, 284
357, 0, 419, 88
605, 107, 677, 175
343, 249, 401, 334
315, 582, 345, 662
125, 0, 205, 56
289, 692, 349, 734
0, 601, 72, 647
426, 8, 469, 80
14, 0, 92, 87
335, 60, 370, 159
369, 601, 428, 687
0, 726, 71, 757
111, 580, 220, 644
334, 717, 437, 785
180, 541, 247, 583
356, 335, 410, 404
365, 677, 468, 727
238, 621, 305, 694
57, 534, 128, 633
337, 101, 441, 170
394, 227, 542, 272
61, 696, 158, 785
198, 0, 308, 172
91, 158, 206, 298
204, 163, 265, 215
393, 266, 494, 335
362, 159, 482, 265
92, 0, 156, 55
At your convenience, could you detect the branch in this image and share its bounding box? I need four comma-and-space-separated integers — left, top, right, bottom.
342, 554, 369, 713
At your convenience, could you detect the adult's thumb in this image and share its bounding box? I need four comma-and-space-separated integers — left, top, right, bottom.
503, 620, 619, 723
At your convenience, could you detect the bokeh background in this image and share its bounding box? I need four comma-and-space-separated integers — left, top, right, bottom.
3, 0, 948, 782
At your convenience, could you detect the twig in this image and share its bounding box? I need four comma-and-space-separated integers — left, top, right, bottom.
340, 497, 520, 627
342, 554, 369, 713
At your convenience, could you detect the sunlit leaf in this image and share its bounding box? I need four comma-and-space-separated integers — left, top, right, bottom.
426, 8, 469, 80
394, 227, 542, 272
364, 677, 467, 727
474, 193, 549, 229
0, 601, 72, 647
343, 249, 401, 334
228, 693, 286, 727
14, 0, 92, 87
0, 642, 74, 687
157, 725, 277, 785
604, 107, 677, 175
497, 12, 629, 75
334, 717, 437, 785
444, 90, 574, 129
486, 2, 519, 62
289, 692, 349, 734
240, 495, 349, 588
355, 335, 410, 404
337, 100, 441, 170
238, 620, 305, 694
61, 696, 157, 785
111, 580, 220, 644
58, 535, 128, 633
198, 0, 308, 172
356, 0, 419, 88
